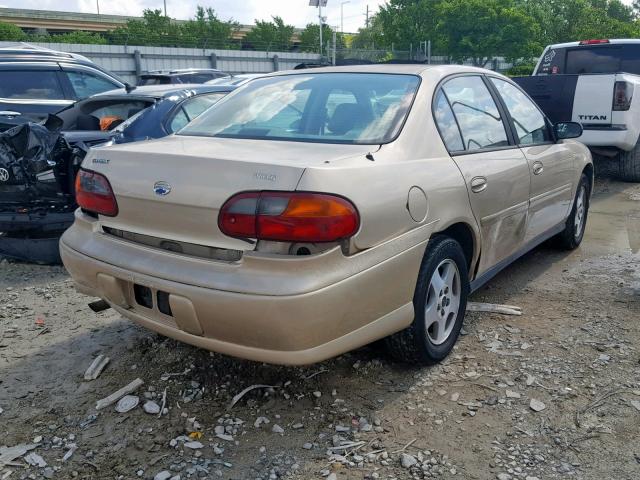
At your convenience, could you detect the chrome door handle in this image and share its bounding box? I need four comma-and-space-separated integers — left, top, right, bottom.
470, 176, 487, 193
532, 162, 544, 175
0, 111, 21, 116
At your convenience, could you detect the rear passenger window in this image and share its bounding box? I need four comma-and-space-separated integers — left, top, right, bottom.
433, 90, 464, 152
0, 70, 65, 100
490, 78, 551, 145
443, 76, 509, 151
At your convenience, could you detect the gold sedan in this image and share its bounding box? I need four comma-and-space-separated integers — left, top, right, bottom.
61, 65, 592, 365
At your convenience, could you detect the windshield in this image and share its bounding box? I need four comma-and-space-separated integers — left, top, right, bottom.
179, 73, 420, 145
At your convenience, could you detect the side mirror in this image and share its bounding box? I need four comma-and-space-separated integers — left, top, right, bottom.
554, 122, 583, 140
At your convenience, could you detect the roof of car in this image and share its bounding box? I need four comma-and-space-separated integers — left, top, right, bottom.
95, 84, 236, 99
262, 64, 494, 77
0, 43, 92, 63
142, 68, 225, 76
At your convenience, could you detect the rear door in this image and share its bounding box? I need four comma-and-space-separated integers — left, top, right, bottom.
489, 77, 575, 242
0, 62, 72, 122
434, 75, 531, 274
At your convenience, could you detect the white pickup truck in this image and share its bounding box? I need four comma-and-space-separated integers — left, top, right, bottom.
514, 39, 640, 181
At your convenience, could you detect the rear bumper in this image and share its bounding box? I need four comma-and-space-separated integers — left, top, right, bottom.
580, 126, 638, 151
60, 213, 431, 365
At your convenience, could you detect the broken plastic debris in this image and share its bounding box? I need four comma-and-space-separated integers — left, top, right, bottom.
115, 395, 139, 413
228, 384, 276, 409
0, 443, 37, 467
84, 355, 110, 381
466, 302, 522, 316
95, 378, 144, 410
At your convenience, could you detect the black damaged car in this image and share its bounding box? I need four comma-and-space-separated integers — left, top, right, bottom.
0, 84, 235, 264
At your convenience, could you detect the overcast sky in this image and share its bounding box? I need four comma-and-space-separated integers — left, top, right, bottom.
0, 0, 387, 32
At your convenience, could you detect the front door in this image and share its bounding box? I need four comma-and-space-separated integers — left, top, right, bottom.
435, 75, 531, 274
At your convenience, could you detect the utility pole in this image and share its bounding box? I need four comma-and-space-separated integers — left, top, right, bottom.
319, 2, 323, 58
365, 4, 369, 28
341, 1, 350, 34
96, 0, 100, 15
163, 0, 167, 17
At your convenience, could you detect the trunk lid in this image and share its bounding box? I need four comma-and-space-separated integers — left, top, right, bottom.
85, 135, 372, 251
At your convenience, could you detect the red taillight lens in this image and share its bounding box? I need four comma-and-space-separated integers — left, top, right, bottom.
613, 81, 633, 111
75, 169, 118, 217
219, 191, 360, 243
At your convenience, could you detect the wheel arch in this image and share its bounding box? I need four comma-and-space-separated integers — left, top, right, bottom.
435, 221, 478, 276
582, 162, 594, 196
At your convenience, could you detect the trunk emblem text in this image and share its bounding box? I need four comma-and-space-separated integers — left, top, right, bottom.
153, 181, 172, 196
255, 172, 277, 182
92, 158, 110, 164
0, 168, 9, 182
578, 115, 607, 121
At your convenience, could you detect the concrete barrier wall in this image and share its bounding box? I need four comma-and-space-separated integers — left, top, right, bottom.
0, 42, 322, 83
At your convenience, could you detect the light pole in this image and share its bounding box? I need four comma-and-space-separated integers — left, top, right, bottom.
341, 1, 350, 34
309, 0, 328, 58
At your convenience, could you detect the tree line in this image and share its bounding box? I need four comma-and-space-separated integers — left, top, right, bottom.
0, 6, 341, 53
0, 0, 639, 68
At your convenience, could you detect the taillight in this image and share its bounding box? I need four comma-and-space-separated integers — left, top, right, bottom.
75, 169, 118, 217
613, 81, 633, 111
579, 39, 610, 45
219, 191, 359, 243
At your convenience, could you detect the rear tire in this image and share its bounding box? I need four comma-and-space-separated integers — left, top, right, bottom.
619, 142, 640, 182
556, 173, 589, 250
385, 235, 469, 365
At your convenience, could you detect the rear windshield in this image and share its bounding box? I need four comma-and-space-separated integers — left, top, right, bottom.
538, 44, 640, 75
179, 73, 420, 145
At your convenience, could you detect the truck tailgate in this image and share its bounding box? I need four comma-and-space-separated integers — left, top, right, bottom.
572, 75, 616, 125
513, 75, 579, 124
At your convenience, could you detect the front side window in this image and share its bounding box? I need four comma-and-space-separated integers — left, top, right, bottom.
442, 76, 508, 152
66, 70, 119, 99
433, 90, 464, 152
490, 78, 550, 145
179, 73, 420, 145
0, 70, 65, 100
169, 92, 227, 132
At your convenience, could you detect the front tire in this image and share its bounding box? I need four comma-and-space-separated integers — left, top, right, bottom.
386, 236, 469, 365
556, 173, 589, 250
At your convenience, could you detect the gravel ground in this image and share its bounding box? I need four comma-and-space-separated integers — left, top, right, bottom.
1, 168, 639, 480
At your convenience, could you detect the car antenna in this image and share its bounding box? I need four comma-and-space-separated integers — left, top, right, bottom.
366, 152, 375, 161
124, 83, 136, 93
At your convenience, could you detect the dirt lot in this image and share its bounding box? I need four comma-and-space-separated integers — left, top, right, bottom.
1, 170, 639, 480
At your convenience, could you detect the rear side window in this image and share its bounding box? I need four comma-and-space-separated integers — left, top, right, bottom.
0, 70, 65, 100
442, 76, 508, 152
433, 90, 464, 152
176, 73, 214, 84
490, 78, 551, 145
139, 77, 170, 86
65, 70, 119, 99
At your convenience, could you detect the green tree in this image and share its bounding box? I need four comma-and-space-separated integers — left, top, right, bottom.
435, 0, 540, 66
376, 0, 445, 52
0, 21, 26, 41
108, 9, 180, 46
53, 31, 107, 44
299, 23, 345, 54
244, 16, 294, 51
179, 6, 239, 49
350, 14, 385, 49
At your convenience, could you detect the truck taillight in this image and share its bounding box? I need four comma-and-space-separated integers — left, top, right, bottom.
219, 191, 360, 243
75, 169, 119, 217
613, 81, 633, 111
